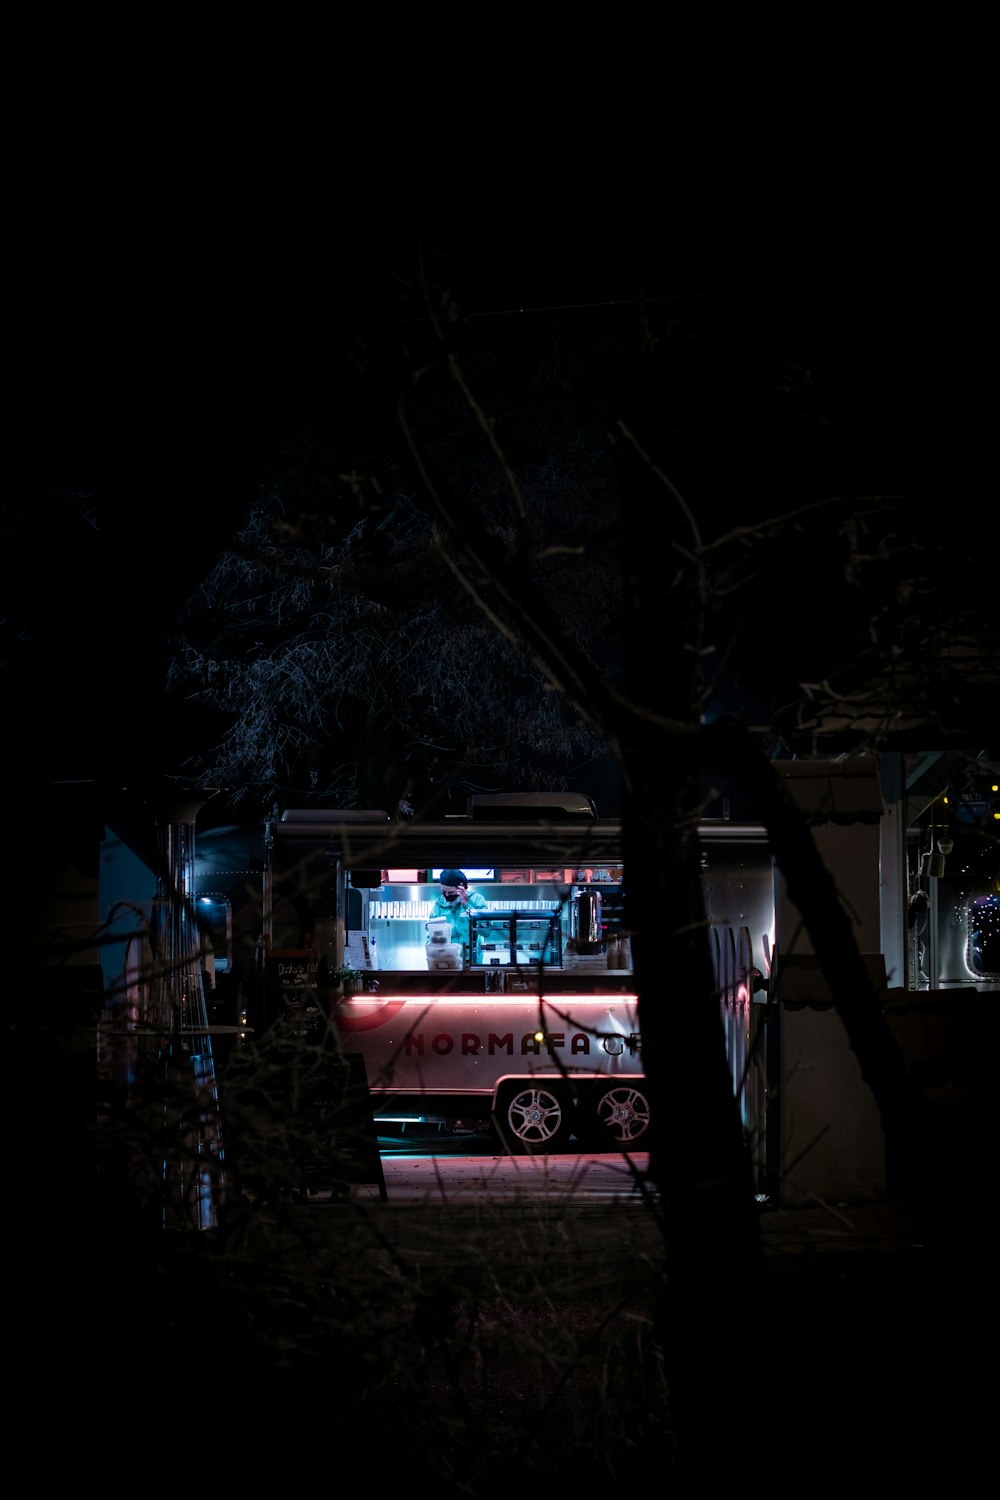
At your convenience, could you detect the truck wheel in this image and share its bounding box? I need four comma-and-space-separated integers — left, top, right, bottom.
493, 1082, 574, 1154
593, 1083, 651, 1145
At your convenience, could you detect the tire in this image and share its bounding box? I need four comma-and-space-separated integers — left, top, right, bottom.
592, 1082, 651, 1146
493, 1081, 574, 1154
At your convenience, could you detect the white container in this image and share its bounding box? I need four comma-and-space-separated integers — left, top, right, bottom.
427, 941, 462, 970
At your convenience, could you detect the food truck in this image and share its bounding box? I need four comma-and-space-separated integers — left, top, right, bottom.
252, 793, 769, 1153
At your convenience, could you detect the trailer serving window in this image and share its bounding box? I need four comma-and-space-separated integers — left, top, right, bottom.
346, 864, 624, 974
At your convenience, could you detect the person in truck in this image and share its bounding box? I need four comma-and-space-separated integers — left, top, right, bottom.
427, 869, 489, 959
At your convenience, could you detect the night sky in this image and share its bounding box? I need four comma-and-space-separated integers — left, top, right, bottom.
6, 214, 985, 809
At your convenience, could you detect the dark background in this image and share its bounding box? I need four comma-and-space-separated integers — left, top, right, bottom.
6, 213, 984, 808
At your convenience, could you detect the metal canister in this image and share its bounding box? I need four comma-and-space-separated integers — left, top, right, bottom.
572, 889, 602, 954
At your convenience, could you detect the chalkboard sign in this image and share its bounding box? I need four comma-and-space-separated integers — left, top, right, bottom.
258, 948, 321, 1036
267, 948, 320, 990
325, 1052, 388, 1202
249, 950, 387, 1201
229, 1013, 388, 1203
284, 1046, 388, 1203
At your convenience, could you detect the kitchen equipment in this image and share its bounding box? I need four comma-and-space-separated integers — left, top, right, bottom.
572, 889, 602, 954
468, 912, 562, 968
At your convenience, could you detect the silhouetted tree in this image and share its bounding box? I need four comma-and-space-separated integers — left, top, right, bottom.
168, 311, 626, 811
164, 250, 988, 1478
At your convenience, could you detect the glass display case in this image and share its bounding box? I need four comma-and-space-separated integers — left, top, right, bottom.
469, 910, 562, 969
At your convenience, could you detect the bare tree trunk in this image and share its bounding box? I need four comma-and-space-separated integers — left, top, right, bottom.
622, 743, 765, 1475
617, 393, 765, 1476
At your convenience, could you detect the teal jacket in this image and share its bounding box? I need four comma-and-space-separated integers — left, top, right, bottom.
427, 888, 489, 955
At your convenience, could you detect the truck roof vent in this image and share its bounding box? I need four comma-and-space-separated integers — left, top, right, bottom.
467, 792, 597, 821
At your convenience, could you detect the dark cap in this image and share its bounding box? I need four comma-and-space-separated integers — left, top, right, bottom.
439, 868, 467, 887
